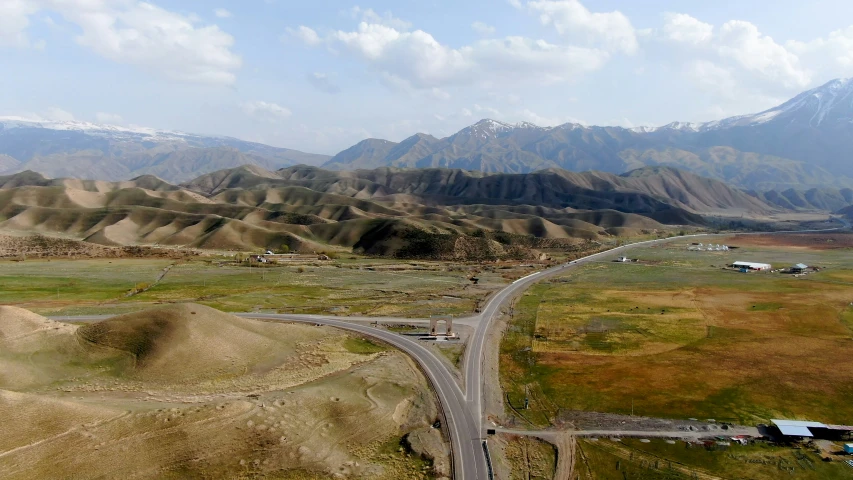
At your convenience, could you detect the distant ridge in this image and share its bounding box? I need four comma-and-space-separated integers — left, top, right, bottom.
321, 79, 853, 191
0, 117, 331, 182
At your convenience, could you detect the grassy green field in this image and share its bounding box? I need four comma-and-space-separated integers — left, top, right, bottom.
501, 233, 853, 426
577, 438, 853, 480
0, 257, 514, 318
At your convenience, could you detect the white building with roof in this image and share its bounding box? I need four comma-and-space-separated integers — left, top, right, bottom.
771, 419, 825, 437
732, 261, 772, 271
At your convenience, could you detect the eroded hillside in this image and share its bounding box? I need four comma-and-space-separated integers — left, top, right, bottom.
0, 165, 786, 257
0, 304, 449, 479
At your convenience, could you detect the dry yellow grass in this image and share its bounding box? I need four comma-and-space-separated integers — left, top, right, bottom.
534, 288, 707, 356
0, 305, 446, 479
502, 239, 853, 425
533, 284, 853, 423
497, 434, 557, 480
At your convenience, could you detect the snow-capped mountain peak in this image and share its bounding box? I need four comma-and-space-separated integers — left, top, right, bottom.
468, 118, 549, 132
629, 78, 853, 134
0, 116, 228, 144
630, 121, 702, 133
702, 77, 853, 130
455, 119, 546, 140
2, 116, 157, 136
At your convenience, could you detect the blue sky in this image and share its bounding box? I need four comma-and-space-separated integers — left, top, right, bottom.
2, 0, 853, 154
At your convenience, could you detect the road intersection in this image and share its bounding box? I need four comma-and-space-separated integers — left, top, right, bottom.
53, 217, 850, 479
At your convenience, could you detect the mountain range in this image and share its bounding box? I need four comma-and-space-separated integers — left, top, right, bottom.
0, 117, 330, 183
323, 78, 853, 191
2, 79, 853, 193
0, 165, 779, 258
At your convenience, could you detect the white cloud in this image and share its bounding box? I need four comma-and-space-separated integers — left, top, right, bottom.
307, 72, 340, 94
95, 112, 123, 123
717, 20, 809, 88
214, 8, 232, 19
527, 0, 638, 54
471, 21, 496, 36
465, 37, 608, 84
474, 104, 503, 118
518, 109, 584, 127
44, 107, 74, 121
658, 14, 811, 94
305, 20, 609, 89
661, 13, 712, 45
684, 60, 737, 98
8, 1, 241, 86
240, 101, 292, 122
350, 6, 412, 31
288, 25, 322, 46
789, 26, 853, 76
0, 0, 39, 47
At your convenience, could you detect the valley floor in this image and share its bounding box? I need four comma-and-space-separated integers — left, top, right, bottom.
0, 255, 537, 318
501, 232, 853, 426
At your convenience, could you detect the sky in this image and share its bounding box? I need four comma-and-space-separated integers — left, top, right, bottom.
2, 0, 853, 155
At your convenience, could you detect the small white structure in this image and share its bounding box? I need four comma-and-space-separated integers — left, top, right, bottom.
617, 256, 629, 262
733, 261, 772, 271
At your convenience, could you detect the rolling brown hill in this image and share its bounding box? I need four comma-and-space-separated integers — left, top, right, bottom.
77, 304, 304, 382
0, 303, 447, 479
0, 165, 785, 258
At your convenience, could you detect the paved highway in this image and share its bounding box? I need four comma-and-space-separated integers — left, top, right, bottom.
53, 217, 849, 479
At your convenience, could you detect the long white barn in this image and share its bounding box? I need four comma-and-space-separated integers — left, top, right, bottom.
732, 261, 772, 271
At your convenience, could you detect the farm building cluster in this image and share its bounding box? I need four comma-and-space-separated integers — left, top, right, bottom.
724, 261, 819, 274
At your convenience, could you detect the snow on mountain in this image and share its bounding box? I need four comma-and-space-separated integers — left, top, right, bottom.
462, 119, 551, 136
724, 77, 853, 128
0, 116, 226, 144
631, 78, 853, 133
0, 116, 331, 182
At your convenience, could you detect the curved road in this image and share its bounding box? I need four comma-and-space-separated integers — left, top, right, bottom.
53, 217, 849, 479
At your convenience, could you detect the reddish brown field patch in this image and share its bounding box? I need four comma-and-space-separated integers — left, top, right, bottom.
502, 261, 853, 425
728, 232, 853, 250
